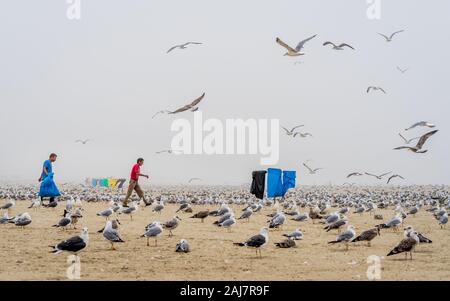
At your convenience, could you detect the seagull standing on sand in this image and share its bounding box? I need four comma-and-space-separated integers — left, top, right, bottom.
167, 42, 202, 53
238, 208, 253, 222
394, 130, 438, 153
52, 210, 72, 230
162, 216, 181, 236
175, 239, 191, 253
387, 231, 419, 260
351, 228, 380, 246
283, 228, 304, 240
50, 227, 89, 255
328, 225, 356, 250
403, 226, 432, 244
11, 212, 32, 228
275, 34, 317, 56
141, 221, 163, 246
102, 220, 125, 250
234, 227, 269, 258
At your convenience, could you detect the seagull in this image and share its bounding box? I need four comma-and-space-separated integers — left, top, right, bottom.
52, 210, 72, 230
328, 225, 356, 250
387, 174, 405, 184
119, 202, 138, 220
282, 228, 304, 240
275, 34, 317, 56
404, 226, 432, 244
268, 212, 286, 229
75, 139, 90, 145
50, 227, 89, 255
351, 228, 380, 247
323, 41, 355, 50
175, 239, 191, 253
294, 132, 313, 138
439, 212, 448, 229
218, 216, 236, 232
394, 130, 438, 153
303, 163, 323, 175
0, 213, 12, 224
155, 149, 183, 154
387, 231, 419, 260
397, 66, 410, 74
378, 30, 404, 42
377, 214, 403, 232
281, 125, 304, 136
0, 199, 15, 212
96, 207, 114, 220
167, 93, 206, 114
152, 110, 169, 119
398, 133, 420, 145
175, 203, 191, 213
291, 212, 309, 222
405, 121, 436, 131
152, 201, 165, 214
274, 238, 296, 248
28, 198, 41, 210
364, 171, 392, 180
71, 208, 83, 229
190, 210, 209, 223
102, 220, 124, 250
324, 219, 348, 233
238, 207, 253, 222
234, 227, 269, 258
347, 172, 364, 178
162, 216, 181, 236
167, 42, 202, 54
141, 221, 163, 246
188, 178, 202, 183
10, 212, 32, 228
367, 86, 386, 94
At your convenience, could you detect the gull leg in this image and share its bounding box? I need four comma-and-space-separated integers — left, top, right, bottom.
147, 237, 149, 246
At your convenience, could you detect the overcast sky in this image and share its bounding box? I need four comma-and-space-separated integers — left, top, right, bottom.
1, 0, 449, 186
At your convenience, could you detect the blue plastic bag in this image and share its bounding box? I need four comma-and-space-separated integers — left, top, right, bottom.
39, 172, 61, 197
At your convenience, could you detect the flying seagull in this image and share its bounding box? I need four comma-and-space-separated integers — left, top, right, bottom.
303, 163, 323, 175
75, 139, 91, 145
323, 42, 355, 50
167, 93, 206, 114
378, 30, 404, 42
405, 121, 436, 131
387, 174, 405, 184
281, 125, 304, 136
188, 178, 202, 183
275, 34, 317, 56
156, 149, 183, 154
397, 66, 410, 74
364, 171, 392, 180
398, 133, 420, 145
167, 42, 202, 53
294, 132, 313, 138
50, 227, 89, 254
367, 86, 386, 94
234, 227, 269, 258
347, 172, 364, 178
394, 130, 438, 153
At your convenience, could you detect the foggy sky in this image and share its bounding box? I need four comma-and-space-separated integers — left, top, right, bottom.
1, 0, 449, 186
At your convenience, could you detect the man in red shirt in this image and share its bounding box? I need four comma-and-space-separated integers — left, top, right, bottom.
123, 158, 150, 207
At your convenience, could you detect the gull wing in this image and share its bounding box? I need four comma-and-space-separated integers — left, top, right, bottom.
415, 130, 438, 149
276, 37, 296, 53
